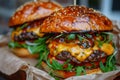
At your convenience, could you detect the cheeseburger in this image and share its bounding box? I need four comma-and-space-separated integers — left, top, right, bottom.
38, 6, 117, 78
8, 1, 62, 58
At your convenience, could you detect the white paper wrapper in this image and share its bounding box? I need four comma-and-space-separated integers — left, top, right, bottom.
0, 21, 120, 80
0, 47, 55, 80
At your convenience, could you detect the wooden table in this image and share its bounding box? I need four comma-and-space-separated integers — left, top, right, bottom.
0, 70, 26, 80
0, 71, 120, 80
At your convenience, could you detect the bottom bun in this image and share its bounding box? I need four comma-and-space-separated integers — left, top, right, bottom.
11, 48, 39, 58
41, 61, 102, 78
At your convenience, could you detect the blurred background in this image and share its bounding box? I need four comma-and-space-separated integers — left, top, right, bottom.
0, 0, 120, 34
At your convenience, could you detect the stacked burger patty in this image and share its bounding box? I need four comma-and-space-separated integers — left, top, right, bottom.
49, 33, 107, 65
39, 6, 116, 78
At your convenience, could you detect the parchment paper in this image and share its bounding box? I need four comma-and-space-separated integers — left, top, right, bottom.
0, 21, 120, 80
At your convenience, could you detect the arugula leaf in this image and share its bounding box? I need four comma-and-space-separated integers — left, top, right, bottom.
35, 52, 44, 68
15, 23, 28, 31
21, 44, 28, 48
96, 32, 113, 47
100, 32, 113, 43
97, 34, 107, 47
46, 59, 73, 71
20, 23, 28, 30
38, 49, 53, 68
65, 64, 73, 71
9, 36, 49, 54
96, 33, 100, 36
9, 36, 51, 69
49, 59, 64, 70
76, 66, 86, 76
77, 35, 85, 41
97, 40, 104, 47
100, 61, 106, 72
8, 41, 29, 48
67, 34, 75, 40
35, 50, 49, 68
85, 34, 92, 38
8, 41, 23, 48
100, 47, 117, 72
51, 60, 63, 70
62, 59, 73, 71
9, 40, 47, 54
102, 34, 107, 42
8, 41, 19, 48
36, 49, 52, 68
27, 44, 46, 54
34, 37, 49, 43
28, 36, 50, 54
104, 32, 113, 43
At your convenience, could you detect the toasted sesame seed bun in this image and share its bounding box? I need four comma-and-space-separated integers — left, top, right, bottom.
9, 1, 62, 27
40, 6, 113, 33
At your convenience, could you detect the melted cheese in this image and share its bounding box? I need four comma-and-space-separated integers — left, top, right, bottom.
48, 41, 93, 62
101, 43, 114, 55
11, 29, 22, 40
93, 44, 99, 50
48, 40, 114, 62
26, 27, 44, 37
11, 26, 43, 40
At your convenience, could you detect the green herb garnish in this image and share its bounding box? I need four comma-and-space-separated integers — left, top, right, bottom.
76, 66, 86, 76
8, 36, 49, 55
35, 50, 49, 68
85, 34, 92, 38
27, 44, 46, 54
67, 34, 76, 40
20, 23, 28, 30
46, 59, 73, 71
8, 41, 27, 48
51, 60, 63, 70
102, 32, 113, 43
8, 41, 22, 48
77, 35, 85, 41
97, 32, 113, 47
100, 47, 117, 72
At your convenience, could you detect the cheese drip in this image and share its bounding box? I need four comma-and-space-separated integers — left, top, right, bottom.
12, 26, 40, 36
11, 25, 44, 41
48, 41, 93, 61
48, 40, 114, 62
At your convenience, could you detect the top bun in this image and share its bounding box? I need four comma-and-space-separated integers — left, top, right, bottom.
40, 6, 113, 33
9, 1, 62, 27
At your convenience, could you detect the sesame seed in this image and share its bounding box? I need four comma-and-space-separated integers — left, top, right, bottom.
16, 15, 18, 18
18, 12, 21, 14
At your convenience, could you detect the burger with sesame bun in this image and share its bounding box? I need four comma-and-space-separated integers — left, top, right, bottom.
37, 6, 117, 78
8, 1, 62, 58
